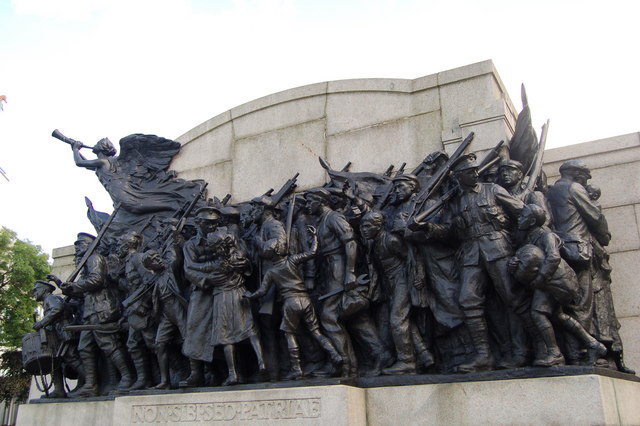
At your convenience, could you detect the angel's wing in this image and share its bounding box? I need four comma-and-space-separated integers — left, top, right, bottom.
117, 134, 181, 181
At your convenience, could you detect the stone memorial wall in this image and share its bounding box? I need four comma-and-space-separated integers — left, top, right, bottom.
25, 60, 640, 425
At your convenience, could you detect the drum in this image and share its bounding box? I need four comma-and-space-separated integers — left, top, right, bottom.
21, 331, 56, 375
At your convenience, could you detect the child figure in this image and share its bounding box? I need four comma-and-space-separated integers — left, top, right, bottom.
244, 225, 344, 380
510, 204, 607, 366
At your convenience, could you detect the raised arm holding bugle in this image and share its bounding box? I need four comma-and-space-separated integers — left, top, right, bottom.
51, 129, 93, 150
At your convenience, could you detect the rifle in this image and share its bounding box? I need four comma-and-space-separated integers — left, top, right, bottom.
271, 173, 299, 206
51, 129, 93, 150
382, 165, 395, 177
524, 120, 549, 193
123, 184, 207, 309
410, 132, 475, 217
285, 194, 296, 253
221, 193, 232, 205
410, 155, 502, 225
477, 140, 504, 170
67, 203, 121, 282
394, 163, 407, 177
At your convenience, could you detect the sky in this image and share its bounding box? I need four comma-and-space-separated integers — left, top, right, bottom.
0, 0, 638, 257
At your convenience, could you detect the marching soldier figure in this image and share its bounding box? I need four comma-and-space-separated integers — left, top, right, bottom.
411, 154, 531, 373
58, 232, 134, 397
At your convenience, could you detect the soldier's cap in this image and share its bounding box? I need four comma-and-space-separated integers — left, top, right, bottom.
34, 280, 56, 292
250, 195, 277, 209
194, 207, 221, 221
76, 232, 96, 242
559, 159, 591, 178
498, 159, 524, 173
451, 153, 478, 173
304, 188, 332, 202
392, 174, 421, 192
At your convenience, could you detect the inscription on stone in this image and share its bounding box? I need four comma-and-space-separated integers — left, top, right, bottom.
130, 398, 322, 423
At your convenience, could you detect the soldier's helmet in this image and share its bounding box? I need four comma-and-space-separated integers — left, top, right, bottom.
304, 188, 332, 203
34, 280, 56, 293
391, 174, 421, 192
250, 195, 277, 209
75, 232, 96, 243
559, 160, 592, 179
194, 207, 221, 222
498, 159, 525, 173
451, 153, 478, 173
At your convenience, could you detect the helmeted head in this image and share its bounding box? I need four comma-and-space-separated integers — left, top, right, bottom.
498, 160, 525, 187
74, 232, 96, 256
120, 230, 142, 251
92, 138, 117, 157
304, 188, 331, 216
559, 160, 591, 185
390, 174, 420, 205
452, 153, 479, 187
250, 195, 277, 223
33, 280, 56, 301
194, 207, 221, 234
360, 211, 385, 240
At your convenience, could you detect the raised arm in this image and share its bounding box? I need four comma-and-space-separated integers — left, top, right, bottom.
72, 141, 108, 170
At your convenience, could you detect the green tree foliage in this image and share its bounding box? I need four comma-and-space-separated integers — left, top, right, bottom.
0, 350, 30, 402
0, 227, 50, 348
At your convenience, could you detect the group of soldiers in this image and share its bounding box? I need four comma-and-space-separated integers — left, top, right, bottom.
31, 139, 634, 399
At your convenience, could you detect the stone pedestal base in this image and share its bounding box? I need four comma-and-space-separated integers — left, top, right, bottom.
17, 370, 640, 425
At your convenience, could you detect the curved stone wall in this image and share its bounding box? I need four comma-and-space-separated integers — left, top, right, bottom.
172, 60, 517, 202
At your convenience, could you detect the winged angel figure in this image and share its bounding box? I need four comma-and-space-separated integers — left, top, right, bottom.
69, 133, 206, 238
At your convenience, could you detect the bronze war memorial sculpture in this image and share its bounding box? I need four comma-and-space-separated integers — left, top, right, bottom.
22, 92, 635, 400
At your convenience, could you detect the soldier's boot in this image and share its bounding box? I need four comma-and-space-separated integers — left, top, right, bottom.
284, 344, 304, 381
67, 359, 86, 389
155, 345, 171, 390
311, 330, 344, 375
612, 351, 636, 375
584, 341, 608, 366
111, 349, 135, 390
456, 317, 495, 374
531, 312, 564, 367
383, 336, 417, 375
68, 355, 98, 398
382, 353, 417, 376
130, 351, 151, 390
222, 345, 239, 386
411, 328, 435, 369
179, 360, 204, 388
